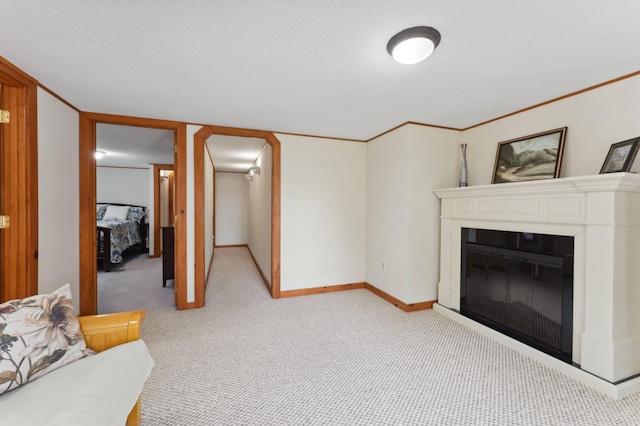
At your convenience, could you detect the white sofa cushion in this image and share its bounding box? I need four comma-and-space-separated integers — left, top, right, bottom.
0, 339, 154, 426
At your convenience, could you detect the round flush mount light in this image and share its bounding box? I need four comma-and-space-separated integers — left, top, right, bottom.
387, 26, 441, 65
94, 150, 106, 160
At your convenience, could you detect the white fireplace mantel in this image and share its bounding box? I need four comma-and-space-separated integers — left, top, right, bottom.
433, 172, 640, 399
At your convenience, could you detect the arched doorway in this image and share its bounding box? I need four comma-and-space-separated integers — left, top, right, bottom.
193, 126, 281, 302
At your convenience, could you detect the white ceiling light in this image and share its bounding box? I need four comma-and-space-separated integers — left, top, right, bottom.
94, 150, 106, 159
387, 26, 441, 65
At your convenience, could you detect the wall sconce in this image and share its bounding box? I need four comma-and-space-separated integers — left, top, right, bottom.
245, 174, 253, 182
250, 166, 261, 175
94, 150, 106, 160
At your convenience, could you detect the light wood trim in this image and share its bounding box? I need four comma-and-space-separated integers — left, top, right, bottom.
38, 82, 81, 112
79, 114, 186, 314
193, 126, 281, 301
216, 244, 248, 248
365, 120, 463, 142
78, 113, 97, 314
174, 124, 187, 310
463, 69, 640, 131
81, 112, 182, 130
0, 56, 39, 302
267, 133, 281, 298
279, 282, 366, 298
193, 126, 207, 308
365, 283, 436, 312
77, 310, 145, 426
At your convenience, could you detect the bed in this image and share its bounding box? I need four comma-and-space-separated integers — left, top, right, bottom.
97, 203, 147, 272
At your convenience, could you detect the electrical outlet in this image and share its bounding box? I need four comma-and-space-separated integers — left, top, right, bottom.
381, 261, 386, 270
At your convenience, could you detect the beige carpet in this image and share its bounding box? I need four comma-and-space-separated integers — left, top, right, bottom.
139, 247, 640, 425
97, 253, 175, 314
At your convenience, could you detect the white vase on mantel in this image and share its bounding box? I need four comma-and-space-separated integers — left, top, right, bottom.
459, 143, 468, 187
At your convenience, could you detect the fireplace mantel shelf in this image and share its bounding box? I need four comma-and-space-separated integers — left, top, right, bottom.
434, 172, 640, 199
433, 172, 640, 399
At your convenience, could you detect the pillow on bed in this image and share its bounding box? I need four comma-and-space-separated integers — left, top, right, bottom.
0, 284, 91, 395
96, 204, 107, 220
127, 206, 146, 222
102, 205, 130, 221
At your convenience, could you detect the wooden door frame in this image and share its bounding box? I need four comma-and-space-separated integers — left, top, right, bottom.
194, 126, 281, 304
79, 113, 187, 314
152, 163, 175, 258
0, 57, 38, 302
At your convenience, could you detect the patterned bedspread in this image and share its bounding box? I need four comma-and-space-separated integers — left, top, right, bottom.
97, 219, 142, 264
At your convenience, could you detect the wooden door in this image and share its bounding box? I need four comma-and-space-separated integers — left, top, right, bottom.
0, 59, 38, 302
0, 82, 3, 300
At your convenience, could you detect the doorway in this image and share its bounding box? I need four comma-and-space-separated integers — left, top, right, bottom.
193, 126, 281, 302
94, 124, 175, 313
79, 113, 187, 315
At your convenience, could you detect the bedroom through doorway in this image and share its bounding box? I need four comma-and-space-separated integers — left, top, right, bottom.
95, 124, 176, 314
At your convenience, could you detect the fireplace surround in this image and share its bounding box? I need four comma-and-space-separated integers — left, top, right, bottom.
434, 173, 640, 399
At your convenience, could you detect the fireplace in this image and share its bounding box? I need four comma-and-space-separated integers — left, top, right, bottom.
433, 174, 640, 399
461, 228, 574, 362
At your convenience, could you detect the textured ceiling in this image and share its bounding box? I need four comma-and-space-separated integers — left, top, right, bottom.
206, 135, 266, 173
2, 1, 640, 140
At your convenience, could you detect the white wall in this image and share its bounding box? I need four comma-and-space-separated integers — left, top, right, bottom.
406, 125, 461, 302
278, 134, 367, 291
248, 144, 272, 283
215, 172, 249, 246
147, 168, 156, 255
463, 74, 640, 185
366, 126, 410, 299
160, 176, 169, 227
96, 166, 149, 207
186, 125, 203, 303
366, 124, 461, 304
204, 153, 214, 274
37, 88, 81, 310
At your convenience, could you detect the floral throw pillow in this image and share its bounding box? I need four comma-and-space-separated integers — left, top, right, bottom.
0, 284, 91, 395
96, 204, 107, 220
127, 206, 146, 222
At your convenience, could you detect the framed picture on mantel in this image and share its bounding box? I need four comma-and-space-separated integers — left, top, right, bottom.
491, 127, 567, 184
599, 137, 640, 174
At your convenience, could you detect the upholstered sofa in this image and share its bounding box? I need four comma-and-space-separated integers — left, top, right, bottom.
0, 309, 154, 426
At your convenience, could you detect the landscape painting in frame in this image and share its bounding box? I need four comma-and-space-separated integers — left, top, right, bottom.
492, 127, 567, 184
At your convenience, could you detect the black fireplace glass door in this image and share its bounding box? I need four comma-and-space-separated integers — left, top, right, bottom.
461, 229, 573, 363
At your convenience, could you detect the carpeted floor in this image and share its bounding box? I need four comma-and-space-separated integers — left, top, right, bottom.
139, 247, 640, 425
98, 253, 175, 314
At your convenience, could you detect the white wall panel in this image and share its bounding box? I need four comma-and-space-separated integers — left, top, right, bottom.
279, 135, 366, 291
37, 88, 81, 310
248, 145, 272, 283
462, 74, 640, 186
215, 172, 249, 246
96, 167, 149, 207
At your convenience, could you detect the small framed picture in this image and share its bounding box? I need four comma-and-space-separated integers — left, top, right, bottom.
599, 137, 640, 174
492, 127, 567, 184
